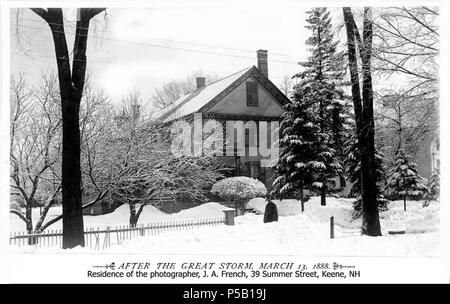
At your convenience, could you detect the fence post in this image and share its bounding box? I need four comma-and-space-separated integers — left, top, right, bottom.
330, 216, 334, 239
223, 209, 236, 226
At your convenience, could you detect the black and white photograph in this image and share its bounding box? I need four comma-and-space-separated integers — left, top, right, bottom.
0, 0, 448, 286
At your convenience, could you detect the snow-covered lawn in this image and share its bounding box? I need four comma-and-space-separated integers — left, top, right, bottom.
10, 197, 439, 257
9, 202, 230, 232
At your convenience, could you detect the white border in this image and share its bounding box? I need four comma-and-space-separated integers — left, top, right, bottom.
0, 0, 448, 284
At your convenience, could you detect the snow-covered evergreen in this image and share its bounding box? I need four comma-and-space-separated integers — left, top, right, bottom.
330, 99, 353, 176
385, 150, 428, 211
344, 135, 389, 218
272, 94, 321, 201
423, 168, 440, 207
344, 135, 386, 198
273, 7, 346, 205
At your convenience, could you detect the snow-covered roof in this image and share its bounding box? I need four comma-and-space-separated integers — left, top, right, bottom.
156, 66, 253, 122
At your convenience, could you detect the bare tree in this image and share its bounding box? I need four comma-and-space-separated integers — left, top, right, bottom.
10, 73, 62, 237
375, 88, 437, 166
33, 77, 113, 232
94, 96, 223, 226
152, 71, 220, 110
372, 7, 438, 87
10, 73, 116, 234
372, 6, 439, 167
277, 75, 294, 97
29, 8, 106, 248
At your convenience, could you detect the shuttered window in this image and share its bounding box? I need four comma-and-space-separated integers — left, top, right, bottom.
246, 81, 258, 107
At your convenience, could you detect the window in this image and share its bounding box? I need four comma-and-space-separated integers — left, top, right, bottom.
246, 81, 258, 107
245, 129, 249, 147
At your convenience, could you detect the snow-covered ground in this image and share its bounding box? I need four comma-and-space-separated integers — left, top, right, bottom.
9, 202, 231, 232
10, 197, 440, 257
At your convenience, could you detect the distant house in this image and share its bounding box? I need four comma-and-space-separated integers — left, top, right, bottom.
155, 50, 290, 189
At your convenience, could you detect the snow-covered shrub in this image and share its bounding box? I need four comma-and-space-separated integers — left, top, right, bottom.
385, 150, 428, 210
211, 176, 267, 215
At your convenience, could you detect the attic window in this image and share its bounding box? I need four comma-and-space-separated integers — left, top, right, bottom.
246, 81, 258, 107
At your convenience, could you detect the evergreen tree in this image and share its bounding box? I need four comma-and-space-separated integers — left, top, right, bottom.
423, 167, 440, 207
294, 7, 345, 205
344, 135, 389, 219
272, 90, 320, 210
344, 135, 385, 197
385, 150, 428, 211
330, 99, 353, 185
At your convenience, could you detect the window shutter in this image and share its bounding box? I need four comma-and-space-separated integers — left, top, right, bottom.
246, 81, 258, 107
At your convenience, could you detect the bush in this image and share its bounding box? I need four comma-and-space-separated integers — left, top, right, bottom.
211, 176, 267, 215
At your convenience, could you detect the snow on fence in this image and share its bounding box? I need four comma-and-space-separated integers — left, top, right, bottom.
10, 217, 226, 250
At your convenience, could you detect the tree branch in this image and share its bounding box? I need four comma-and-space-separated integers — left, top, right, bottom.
402, 7, 438, 36
10, 209, 30, 225
82, 8, 106, 20
34, 183, 62, 231
39, 190, 109, 232
29, 8, 50, 22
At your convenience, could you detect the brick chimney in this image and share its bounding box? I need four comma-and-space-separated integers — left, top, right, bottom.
257, 49, 268, 78
196, 77, 206, 89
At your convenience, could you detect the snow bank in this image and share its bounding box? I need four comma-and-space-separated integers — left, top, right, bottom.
103, 198, 439, 256
380, 200, 439, 234
10, 197, 440, 257
10, 202, 232, 233
165, 202, 233, 220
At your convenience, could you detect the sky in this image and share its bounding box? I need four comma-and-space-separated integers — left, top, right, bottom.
10, 0, 342, 108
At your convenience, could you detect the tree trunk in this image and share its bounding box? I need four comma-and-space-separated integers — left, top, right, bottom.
300, 183, 304, 213
61, 93, 84, 248
234, 200, 247, 216
343, 7, 381, 236
359, 8, 381, 236
25, 204, 33, 233
25, 204, 35, 245
128, 203, 147, 227
45, 9, 84, 249
129, 203, 138, 227
320, 188, 326, 206
404, 195, 406, 212
342, 8, 363, 130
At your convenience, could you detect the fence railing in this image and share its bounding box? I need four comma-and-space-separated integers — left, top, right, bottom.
10, 217, 226, 250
